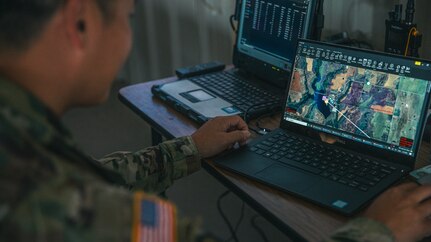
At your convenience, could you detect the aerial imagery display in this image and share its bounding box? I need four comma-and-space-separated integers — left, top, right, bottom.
286, 56, 428, 149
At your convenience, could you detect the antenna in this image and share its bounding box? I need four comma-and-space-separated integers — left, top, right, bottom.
405, 0, 415, 25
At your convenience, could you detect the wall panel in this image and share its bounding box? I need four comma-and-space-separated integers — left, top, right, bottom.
123, 0, 430, 84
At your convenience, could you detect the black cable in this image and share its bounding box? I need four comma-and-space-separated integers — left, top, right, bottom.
233, 202, 245, 235
255, 113, 275, 133
243, 101, 276, 124
251, 215, 269, 242
217, 191, 240, 242
249, 126, 263, 135
245, 109, 275, 136
229, 15, 237, 32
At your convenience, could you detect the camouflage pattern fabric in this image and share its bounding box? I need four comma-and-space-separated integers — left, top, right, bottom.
0, 77, 211, 242
0, 76, 395, 242
325, 218, 395, 242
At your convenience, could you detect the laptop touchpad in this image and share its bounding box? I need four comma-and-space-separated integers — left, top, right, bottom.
255, 164, 319, 193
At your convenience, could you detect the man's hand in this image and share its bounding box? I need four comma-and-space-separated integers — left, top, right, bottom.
364, 183, 431, 242
191, 116, 251, 158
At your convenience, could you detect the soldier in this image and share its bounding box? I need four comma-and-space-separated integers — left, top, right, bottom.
1, 0, 431, 242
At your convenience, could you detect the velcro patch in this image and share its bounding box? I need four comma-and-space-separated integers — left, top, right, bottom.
132, 193, 177, 242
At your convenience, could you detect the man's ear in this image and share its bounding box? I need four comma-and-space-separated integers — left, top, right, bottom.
62, 0, 86, 49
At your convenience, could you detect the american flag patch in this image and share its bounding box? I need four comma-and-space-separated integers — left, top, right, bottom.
132, 193, 177, 242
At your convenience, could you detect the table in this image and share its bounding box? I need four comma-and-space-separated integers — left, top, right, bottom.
118, 76, 431, 242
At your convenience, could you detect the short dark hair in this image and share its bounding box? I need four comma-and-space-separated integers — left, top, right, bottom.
0, 0, 114, 52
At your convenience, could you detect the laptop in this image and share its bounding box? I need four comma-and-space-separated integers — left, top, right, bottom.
152, 0, 324, 123
215, 39, 431, 215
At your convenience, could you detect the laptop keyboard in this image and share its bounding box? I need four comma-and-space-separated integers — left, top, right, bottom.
191, 71, 283, 114
250, 132, 399, 192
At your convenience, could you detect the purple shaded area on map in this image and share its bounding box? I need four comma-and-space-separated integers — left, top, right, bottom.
341, 82, 363, 106
363, 86, 396, 107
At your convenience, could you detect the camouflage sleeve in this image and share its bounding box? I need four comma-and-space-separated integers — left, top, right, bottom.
325, 218, 395, 242
97, 136, 201, 194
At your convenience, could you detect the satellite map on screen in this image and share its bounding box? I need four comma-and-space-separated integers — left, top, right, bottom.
286, 56, 428, 149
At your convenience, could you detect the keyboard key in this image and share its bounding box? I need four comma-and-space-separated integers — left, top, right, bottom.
346, 173, 356, 179
278, 151, 287, 157
330, 175, 340, 181
319, 165, 328, 170
321, 171, 331, 177
270, 149, 279, 154
264, 152, 273, 158
380, 168, 392, 174
255, 144, 270, 151
359, 186, 369, 192
262, 141, 274, 147
255, 149, 265, 155
348, 181, 359, 188
355, 177, 376, 187
285, 154, 295, 159
271, 155, 281, 160
365, 175, 381, 183
280, 158, 322, 174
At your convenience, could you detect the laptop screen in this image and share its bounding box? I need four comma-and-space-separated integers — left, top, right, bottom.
284, 40, 431, 157
236, 0, 317, 72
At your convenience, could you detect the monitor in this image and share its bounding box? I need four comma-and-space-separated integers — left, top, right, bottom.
284, 40, 431, 159
234, 0, 320, 87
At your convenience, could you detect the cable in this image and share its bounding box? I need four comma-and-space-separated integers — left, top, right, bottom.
244, 101, 277, 124
249, 126, 263, 135
229, 15, 237, 32
251, 215, 269, 242
217, 191, 239, 242
255, 113, 275, 134
245, 109, 276, 136
404, 27, 417, 56
234, 202, 245, 233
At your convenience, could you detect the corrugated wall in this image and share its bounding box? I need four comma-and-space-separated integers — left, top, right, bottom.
122, 0, 431, 83
124, 0, 235, 83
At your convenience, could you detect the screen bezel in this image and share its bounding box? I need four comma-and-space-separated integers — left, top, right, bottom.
233, 0, 319, 89
280, 39, 431, 168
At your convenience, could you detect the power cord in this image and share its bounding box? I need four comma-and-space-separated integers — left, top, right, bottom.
243, 102, 277, 124
251, 215, 269, 242
243, 103, 276, 136
405, 27, 418, 56
217, 191, 240, 242
230, 201, 245, 242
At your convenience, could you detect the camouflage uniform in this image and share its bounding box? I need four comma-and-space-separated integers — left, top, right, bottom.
0, 76, 394, 242
0, 77, 206, 242
325, 218, 394, 242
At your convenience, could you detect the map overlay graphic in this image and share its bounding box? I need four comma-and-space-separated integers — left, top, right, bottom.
285, 56, 429, 151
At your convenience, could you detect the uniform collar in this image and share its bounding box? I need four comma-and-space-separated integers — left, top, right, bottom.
0, 76, 126, 184
0, 76, 77, 149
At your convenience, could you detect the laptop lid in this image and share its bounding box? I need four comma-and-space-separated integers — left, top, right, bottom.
281, 39, 431, 168
233, 0, 320, 89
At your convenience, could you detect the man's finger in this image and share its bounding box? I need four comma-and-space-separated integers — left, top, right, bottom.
223, 130, 251, 147
391, 182, 418, 192
417, 198, 431, 217
222, 116, 249, 131
409, 185, 431, 203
